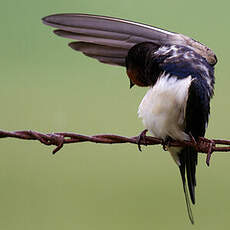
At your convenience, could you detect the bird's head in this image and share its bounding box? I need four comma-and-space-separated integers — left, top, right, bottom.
125, 42, 161, 88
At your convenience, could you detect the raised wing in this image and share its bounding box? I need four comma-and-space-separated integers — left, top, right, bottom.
42, 13, 217, 66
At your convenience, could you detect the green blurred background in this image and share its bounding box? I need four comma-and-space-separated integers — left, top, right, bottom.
1, 0, 230, 229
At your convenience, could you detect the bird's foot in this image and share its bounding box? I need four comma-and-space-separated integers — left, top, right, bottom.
137, 129, 148, 152
189, 133, 215, 166
199, 137, 215, 166
162, 136, 172, 151
206, 140, 215, 166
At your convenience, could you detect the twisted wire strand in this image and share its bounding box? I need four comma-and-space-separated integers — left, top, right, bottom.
0, 129, 229, 165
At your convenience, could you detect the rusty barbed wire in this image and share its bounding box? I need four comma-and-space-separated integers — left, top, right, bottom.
0, 129, 230, 166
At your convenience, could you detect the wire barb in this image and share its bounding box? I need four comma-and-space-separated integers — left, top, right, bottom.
0, 130, 230, 159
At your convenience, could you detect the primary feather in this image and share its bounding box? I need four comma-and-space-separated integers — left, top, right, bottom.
42, 13, 217, 66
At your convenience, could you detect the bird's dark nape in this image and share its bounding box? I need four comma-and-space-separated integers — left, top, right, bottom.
125, 42, 161, 87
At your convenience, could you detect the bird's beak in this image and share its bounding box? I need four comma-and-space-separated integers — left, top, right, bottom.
129, 80, 135, 89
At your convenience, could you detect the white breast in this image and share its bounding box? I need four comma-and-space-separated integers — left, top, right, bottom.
138, 73, 192, 141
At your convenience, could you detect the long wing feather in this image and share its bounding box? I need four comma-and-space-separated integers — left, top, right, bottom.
54, 29, 135, 49
69, 42, 127, 66
42, 13, 217, 66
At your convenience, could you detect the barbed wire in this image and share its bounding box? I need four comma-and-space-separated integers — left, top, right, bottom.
0, 129, 230, 166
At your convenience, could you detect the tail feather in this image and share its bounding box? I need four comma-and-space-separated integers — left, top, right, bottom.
179, 166, 194, 224
179, 146, 197, 224
187, 147, 197, 204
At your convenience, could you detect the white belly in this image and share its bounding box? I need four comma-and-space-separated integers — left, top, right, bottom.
138, 74, 192, 165
138, 74, 192, 141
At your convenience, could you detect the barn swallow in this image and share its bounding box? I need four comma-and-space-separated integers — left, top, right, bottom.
42, 14, 217, 224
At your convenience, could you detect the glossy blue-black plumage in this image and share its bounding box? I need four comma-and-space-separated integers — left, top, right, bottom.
126, 42, 215, 224
153, 44, 214, 221
153, 45, 215, 96
153, 44, 213, 137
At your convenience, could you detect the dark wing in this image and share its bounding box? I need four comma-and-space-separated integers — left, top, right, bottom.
154, 45, 212, 224
183, 76, 210, 197
178, 76, 210, 224
155, 45, 215, 96
42, 13, 217, 66
183, 75, 210, 205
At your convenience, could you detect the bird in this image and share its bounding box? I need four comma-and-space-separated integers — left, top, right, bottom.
42, 14, 217, 224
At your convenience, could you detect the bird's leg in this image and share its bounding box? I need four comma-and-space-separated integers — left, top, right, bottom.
162, 136, 172, 151
188, 132, 197, 148
188, 131, 201, 152
137, 129, 148, 152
